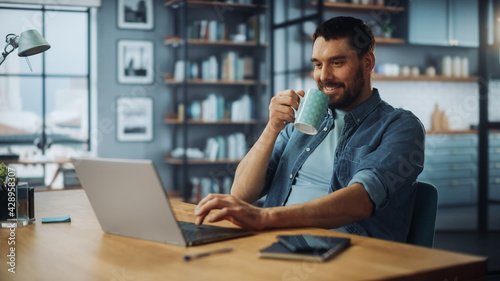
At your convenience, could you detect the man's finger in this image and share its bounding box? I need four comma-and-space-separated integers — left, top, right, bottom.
195, 214, 206, 225
206, 207, 231, 223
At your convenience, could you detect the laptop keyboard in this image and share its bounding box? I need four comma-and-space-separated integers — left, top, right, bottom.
178, 221, 252, 244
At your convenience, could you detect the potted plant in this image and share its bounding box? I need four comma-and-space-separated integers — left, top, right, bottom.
383, 19, 396, 38
1, 163, 9, 221
0, 163, 7, 191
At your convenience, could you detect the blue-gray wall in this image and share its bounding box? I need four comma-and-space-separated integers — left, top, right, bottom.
96, 0, 174, 189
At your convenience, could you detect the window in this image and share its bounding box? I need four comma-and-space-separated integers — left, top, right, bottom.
0, 4, 92, 187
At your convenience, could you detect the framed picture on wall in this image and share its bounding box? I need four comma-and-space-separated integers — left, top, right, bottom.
116, 97, 153, 142
117, 40, 154, 84
117, 0, 154, 30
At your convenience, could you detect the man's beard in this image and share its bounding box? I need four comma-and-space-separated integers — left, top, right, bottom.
318, 64, 365, 110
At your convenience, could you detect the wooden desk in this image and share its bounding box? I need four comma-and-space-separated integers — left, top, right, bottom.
0, 190, 487, 281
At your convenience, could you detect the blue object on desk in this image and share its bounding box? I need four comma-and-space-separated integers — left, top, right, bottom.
41, 215, 71, 223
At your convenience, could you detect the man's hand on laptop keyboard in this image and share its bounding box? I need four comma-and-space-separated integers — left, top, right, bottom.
194, 193, 269, 231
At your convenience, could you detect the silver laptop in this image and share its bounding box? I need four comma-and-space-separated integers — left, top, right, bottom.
71, 157, 253, 246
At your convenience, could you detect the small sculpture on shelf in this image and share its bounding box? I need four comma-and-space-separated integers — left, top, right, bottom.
431, 104, 449, 133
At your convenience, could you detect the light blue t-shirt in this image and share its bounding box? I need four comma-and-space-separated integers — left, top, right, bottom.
284, 109, 347, 206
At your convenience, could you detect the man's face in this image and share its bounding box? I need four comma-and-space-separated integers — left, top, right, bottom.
311, 37, 368, 111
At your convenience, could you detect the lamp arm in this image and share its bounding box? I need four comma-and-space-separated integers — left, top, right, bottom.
0, 34, 19, 67
0, 53, 6, 66
0, 48, 14, 67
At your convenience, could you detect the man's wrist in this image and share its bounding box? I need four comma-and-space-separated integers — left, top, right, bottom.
260, 207, 277, 229
264, 121, 285, 137
260, 206, 288, 229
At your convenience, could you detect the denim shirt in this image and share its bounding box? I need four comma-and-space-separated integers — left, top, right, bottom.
261, 89, 425, 242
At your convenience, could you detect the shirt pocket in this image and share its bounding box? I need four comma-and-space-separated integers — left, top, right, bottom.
338, 145, 377, 185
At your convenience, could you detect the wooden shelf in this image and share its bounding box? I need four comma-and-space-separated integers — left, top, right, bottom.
164, 116, 258, 125
426, 130, 478, 135
165, 0, 264, 9
164, 36, 267, 47
373, 74, 478, 82
165, 154, 242, 165
318, 2, 405, 13
375, 37, 406, 44
164, 77, 263, 85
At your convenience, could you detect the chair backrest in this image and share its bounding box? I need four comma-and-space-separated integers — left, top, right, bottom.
406, 181, 438, 247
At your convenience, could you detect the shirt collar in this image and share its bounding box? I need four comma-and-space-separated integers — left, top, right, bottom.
346, 88, 382, 125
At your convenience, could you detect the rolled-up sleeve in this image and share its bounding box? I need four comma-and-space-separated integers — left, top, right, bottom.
349, 170, 386, 208
348, 111, 425, 210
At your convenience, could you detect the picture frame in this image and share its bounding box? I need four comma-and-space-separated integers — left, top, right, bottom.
117, 40, 154, 84
116, 97, 154, 142
117, 0, 154, 30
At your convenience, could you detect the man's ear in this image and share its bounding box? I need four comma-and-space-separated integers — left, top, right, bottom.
363, 51, 375, 73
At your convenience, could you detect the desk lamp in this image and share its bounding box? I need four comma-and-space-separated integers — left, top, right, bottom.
0, 29, 50, 69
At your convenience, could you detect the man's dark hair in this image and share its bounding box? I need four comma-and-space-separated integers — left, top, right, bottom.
312, 16, 375, 58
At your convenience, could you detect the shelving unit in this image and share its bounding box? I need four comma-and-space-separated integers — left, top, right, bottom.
164, 0, 268, 202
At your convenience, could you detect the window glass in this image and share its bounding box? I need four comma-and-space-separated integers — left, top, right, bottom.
274, 74, 285, 96
45, 11, 88, 75
0, 76, 43, 140
273, 0, 286, 25
287, 24, 302, 72
273, 29, 286, 73
45, 77, 88, 141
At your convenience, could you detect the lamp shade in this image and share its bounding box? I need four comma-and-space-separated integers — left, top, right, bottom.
17, 29, 50, 57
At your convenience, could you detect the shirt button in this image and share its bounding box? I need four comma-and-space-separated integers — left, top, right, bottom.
289, 174, 293, 179
306, 148, 311, 152
323, 127, 328, 132
357, 118, 361, 122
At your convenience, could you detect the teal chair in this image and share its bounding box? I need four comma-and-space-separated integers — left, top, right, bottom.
406, 181, 438, 247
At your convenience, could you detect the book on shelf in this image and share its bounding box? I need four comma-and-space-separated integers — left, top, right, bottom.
201, 93, 223, 121
174, 53, 253, 82
174, 60, 185, 80
216, 136, 227, 159
186, 93, 253, 122
186, 13, 265, 44
190, 175, 233, 202
230, 94, 252, 121
188, 20, 228, 41
205, 132, 248, 161
205, 137, 219, 162
221, 51, 254, 81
